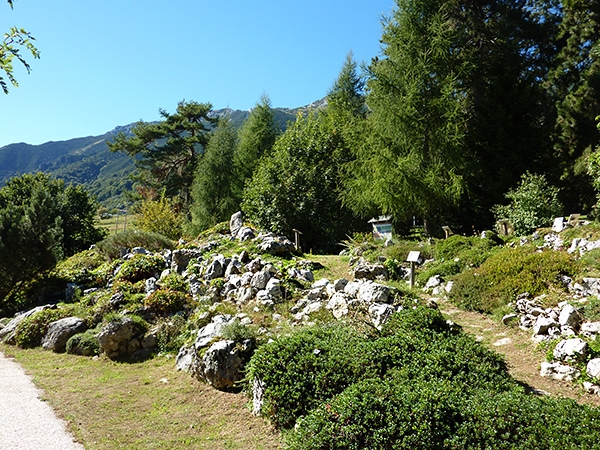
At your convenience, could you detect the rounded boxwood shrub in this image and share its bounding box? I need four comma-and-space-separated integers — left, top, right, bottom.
448, 388, 600, 449
114, 254, 166, 283
66, 329, 100, 356
287, 378, 463, 450
247, 307, 515, 430
246, 324, 375, 429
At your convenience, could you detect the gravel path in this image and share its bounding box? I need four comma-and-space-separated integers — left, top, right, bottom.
0, 351, 84, 450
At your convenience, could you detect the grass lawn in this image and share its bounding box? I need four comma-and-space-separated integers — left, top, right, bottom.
1, 345, 282, 450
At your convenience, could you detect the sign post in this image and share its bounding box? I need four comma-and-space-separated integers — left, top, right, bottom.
406, 251, 421, 289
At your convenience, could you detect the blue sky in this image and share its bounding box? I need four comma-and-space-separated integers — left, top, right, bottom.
0, 0, 393, 147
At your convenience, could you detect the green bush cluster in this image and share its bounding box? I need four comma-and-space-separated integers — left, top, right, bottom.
449, 246, 576, 314
246, 306, 514, 430
95, 229, 174, 261
416, 235, 501, 285
155, 315, 188, 354
114, 254, 166, 283
14, 308, 71, 348
289, 379, 600, 450
248, 304, 600, 449
66, 328, 100, 356
158, 272, 188, 293
144, 289, 188, 315
493, 172, 563, 236
52, 249, 106, 286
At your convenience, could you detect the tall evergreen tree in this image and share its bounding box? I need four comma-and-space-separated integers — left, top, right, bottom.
326, 51, 366, 119
343, 0, 469, 234
546, 0, 600, 211
108, 100, 216, 206
452, 0, 558, 227
233, 95, 279, 199
189, 118, 238, 233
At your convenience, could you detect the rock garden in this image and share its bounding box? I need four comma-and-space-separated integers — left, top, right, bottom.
5, 212, 600, 448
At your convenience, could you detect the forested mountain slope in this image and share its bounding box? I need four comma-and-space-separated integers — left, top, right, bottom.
0, 105, 301, 207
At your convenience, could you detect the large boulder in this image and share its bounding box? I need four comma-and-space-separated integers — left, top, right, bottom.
558, 303, 582, 329
42, 317, 87, 353
587, 358, 600, 381
171, 249, 204, 274
540, 361, 581, 381
195, 339, 254, 391
357, 282, 391, 304
258, 235, 295, 256
326, 293, 350, 319
97, 318, 147, 359
194, 315, 232, 349
352, 259, 388, 281
230, 211, 244, 237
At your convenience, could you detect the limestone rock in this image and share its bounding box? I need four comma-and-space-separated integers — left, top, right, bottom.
97, 318, 146, 359
326, 293, 349, 319
230, 211, 243, 236
0, 305, 56, 345
357, 282, 390, 304
196, 339, 254, 391
540, 361, 580, 381
587, 358, 600, 380
42, 317, 86, 353
558, 304, 581, 329
553, 338, 588, 363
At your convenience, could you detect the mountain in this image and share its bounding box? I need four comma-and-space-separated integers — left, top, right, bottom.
0, 103, 314, 208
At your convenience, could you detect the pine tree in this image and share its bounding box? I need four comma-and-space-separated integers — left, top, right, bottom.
233, 95, 279, 199
189, 118, 238, 233
546, 0, 600, 210
108, 100, 216, 206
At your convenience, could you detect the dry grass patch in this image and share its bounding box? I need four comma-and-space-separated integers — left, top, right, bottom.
1, 345, 282, 450
307, 254, 350, 281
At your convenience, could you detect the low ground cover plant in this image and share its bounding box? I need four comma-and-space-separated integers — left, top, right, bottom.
449, 245, 576, 314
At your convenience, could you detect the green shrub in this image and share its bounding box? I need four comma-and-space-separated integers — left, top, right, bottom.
287, 378, 463, 450
416, 235, 502, 285
96, 229, 174, 260
14, 308, 70, 348
158, 272, 188, 293
144, 288, 188, 315
221, 318, 258, 343
66, 328, 100, 356
379, 306, 455, 337
581, 296, 600, 322
290, 381, 600, 450
450, 246, 575, 314
246, 324, 373, 429
155, 315, 188, 354
114, 254, 166, 283
52, 249, 106, 286
493, 172, 563, 236
133, 196, 183, 240
448, 389, 600, 449
247, 307, 514, 430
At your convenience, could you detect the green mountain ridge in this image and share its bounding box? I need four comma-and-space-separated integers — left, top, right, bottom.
0, 103, 309, 207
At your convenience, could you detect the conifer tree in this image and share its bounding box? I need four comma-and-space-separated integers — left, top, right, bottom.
189, 118, 238, 233
108, 100, 216, 206
343, 0, 469, 234
233, 95, 279, 199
